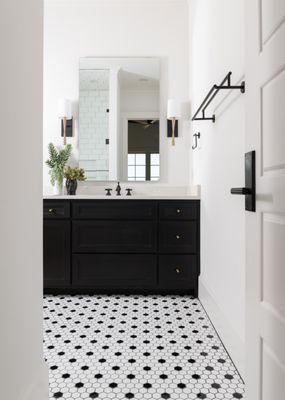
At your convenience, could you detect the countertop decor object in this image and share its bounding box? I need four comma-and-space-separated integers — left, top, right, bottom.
46, 143, 72, 195
64, 166, 86, 195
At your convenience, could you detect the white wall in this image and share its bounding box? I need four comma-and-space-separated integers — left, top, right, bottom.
189, 0, 245, 374
0, 0, 48, 399
43, 0, 191, 192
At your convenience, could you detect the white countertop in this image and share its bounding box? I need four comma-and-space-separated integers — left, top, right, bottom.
43, 194, 200, 200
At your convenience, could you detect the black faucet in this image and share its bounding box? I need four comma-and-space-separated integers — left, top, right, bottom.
115, 182, 121, 196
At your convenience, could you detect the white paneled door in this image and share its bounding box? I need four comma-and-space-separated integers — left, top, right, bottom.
245, 1, 285, 399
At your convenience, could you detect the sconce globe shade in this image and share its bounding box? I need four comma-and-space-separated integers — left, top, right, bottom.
167, 99, 181, 120
58, 98, 72, 119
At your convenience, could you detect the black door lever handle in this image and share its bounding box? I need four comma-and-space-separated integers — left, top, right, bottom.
231, 187, 251, 195
230, 151, 255, 211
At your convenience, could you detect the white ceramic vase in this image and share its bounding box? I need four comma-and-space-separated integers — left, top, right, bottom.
53, 181, 63, 195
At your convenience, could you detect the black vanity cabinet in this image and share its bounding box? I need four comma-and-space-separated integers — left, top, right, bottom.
43, 201, 71, 288
43, 199, 200, 296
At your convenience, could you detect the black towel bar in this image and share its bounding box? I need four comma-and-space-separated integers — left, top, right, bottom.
192, 71, 245, 123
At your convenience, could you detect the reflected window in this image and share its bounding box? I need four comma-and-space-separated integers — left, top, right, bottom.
128, 154, 146, 181
128, 153, 159, 181
150, 153, 160, 181
128, 119, 159, 181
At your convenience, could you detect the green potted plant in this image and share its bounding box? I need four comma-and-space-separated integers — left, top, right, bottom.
64, 166, 86, 195
46, 143, 72, 195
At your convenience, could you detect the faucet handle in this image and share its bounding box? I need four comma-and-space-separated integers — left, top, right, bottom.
105, 188, 112, 196
126, 188, 132, 196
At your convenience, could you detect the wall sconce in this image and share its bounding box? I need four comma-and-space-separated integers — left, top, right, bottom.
167, 99, 181, 146
58, 98, 73, 145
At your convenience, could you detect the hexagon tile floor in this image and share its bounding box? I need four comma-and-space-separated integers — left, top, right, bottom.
43, 294, 245, 400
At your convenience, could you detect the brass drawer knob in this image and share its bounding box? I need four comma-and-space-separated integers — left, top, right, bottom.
176, 208, 181, 214
175, 234, 181, 240
175, 267, 182, 274
48, 208, 55, 214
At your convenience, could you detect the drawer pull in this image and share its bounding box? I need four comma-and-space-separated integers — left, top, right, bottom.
48, 208, 55, 214
175, 267, 182, 274
176, 208, 182, 214
175, 234, 181, 240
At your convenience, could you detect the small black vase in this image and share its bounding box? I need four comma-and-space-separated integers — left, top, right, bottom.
66, 179, 77, 195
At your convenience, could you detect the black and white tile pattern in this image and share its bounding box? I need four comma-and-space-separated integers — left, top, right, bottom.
43, 295, 244, 399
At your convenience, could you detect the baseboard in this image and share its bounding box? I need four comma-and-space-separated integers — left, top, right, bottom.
19, 361, 49, 400
199, 280, 245, 378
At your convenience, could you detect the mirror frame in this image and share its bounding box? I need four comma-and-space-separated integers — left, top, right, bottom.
79, 57, 161, 183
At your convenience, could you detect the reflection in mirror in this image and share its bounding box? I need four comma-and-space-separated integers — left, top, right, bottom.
79, 69, 110, 180
79, 57, 160, 181
127, 119, 159, 181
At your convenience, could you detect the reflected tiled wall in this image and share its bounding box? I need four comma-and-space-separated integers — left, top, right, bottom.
79, 89, 109, 180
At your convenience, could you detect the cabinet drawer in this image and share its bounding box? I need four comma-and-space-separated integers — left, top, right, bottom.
159, 221, 197, 253
72, 200, 156, 220
73, 220, 157, 253
44, 200, 70, 219
72, 254, 156, 288
159, 201, 198, 220
159, 255, 197, 288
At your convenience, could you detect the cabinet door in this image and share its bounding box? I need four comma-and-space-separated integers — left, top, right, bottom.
72, 254, 157, 289
43, 200, 70, 219
72, 200, 156, 220
43, 220, 70, 288
159, 201, 199, 220
159, 221, 197, 253
72, 220, 157, 253
158, 255, 197, 289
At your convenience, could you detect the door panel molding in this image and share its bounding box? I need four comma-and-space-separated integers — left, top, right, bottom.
261, 213, 285, 318
260, 66, 285, 174
261, 338, 285, 399
260, 0, 285, 48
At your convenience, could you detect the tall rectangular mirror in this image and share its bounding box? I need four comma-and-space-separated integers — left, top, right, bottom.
79, 57, 160, 181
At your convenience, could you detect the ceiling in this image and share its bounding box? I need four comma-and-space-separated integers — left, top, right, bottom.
119, 70, 159, 91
